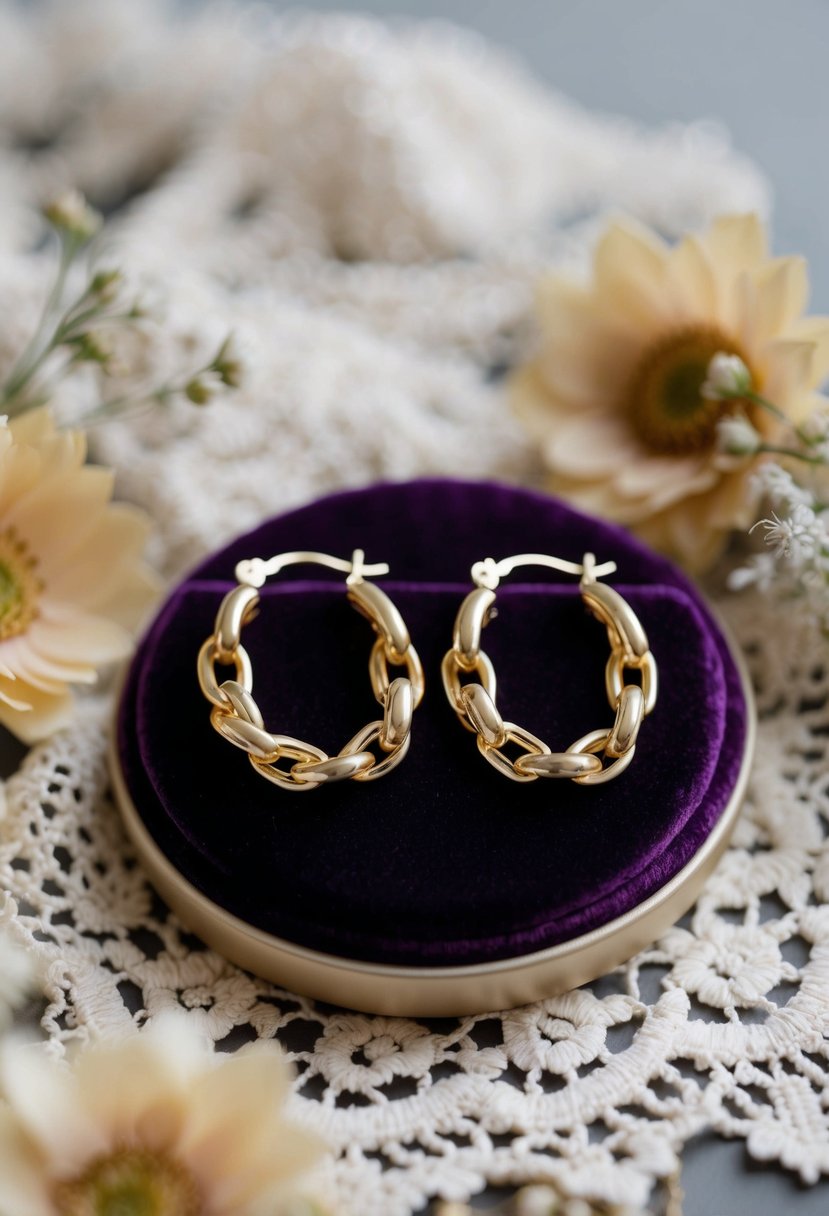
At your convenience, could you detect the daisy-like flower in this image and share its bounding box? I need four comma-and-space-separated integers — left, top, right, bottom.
512, 213, 829, 570
0, 1015, 327, 1216
0, 409, 158, 742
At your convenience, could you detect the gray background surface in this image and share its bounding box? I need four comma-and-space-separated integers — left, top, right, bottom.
208, 2, 829, 1211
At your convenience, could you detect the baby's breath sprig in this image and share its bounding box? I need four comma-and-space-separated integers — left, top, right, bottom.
706, 352, 826, 465
0, 191, 243, 422
703, 350, 829, 628
79, 334, 245, 427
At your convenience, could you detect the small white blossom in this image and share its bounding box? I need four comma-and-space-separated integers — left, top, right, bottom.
701, 352, 753, 400
752, 462, 816, 512
797, 408, 829, 444
43, 189, 102, 242
727, 552, 777, 593
716, 411, 761, 456
758, 504, 822, 562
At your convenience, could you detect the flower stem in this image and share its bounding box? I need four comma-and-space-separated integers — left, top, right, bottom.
758, 443, 827, 466
744, 389, 787, 423
0, 235, 79, 409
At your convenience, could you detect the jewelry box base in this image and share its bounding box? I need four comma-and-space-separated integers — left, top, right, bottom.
109, 627, 753, 1016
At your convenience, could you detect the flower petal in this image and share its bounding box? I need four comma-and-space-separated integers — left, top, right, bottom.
0, 1106, 54, 1216
0, 681, 75, 744
705, 213, 768, 278
666, 234, 719, 322
30, 605, 133, 667
0, 1041, 107, 1173
7, 467, 115, 569
593, 221, 672, 329
543, 412, 639, 477
735, 257, 809, 354
759, 338, 816, 416
181, 1049, 324, 1206
786, 315, 829, 384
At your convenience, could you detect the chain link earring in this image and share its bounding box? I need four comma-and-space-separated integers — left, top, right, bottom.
442, 552, 657, 784
199, 550, 424, 790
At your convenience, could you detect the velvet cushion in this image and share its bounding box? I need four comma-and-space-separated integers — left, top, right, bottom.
116, 479, 748, 966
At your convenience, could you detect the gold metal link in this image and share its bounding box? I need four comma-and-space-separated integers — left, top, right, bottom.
220, 680, 264, 729
460, 683, 506, 748
514, 751, 603, 779
197, 638, 253, 707
581, 578, 649, 659
198, 552, 421, 789
380, 677, 414, 751
453, 587, 496, 671
210, 706, 280, 760
605, 649, 658, 716
369, 637, 425, 708
250, 737, 329, 790
339, 720, 411, 782
292, 751, 375, 784
568, 727, 637, 785
443, 551, 657, 784
347, 580, 410, 662
214, 584, 259, 663
477, 722, 551, 783
607, 684, 645, 757
441, 648, 497, 731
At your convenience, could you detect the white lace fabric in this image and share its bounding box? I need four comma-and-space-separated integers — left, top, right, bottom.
0, 3, 826, 1213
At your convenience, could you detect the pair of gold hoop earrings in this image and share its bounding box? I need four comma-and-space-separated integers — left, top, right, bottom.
197, 549, 657, 791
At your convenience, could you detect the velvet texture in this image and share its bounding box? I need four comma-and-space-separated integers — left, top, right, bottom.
117, 480, 748, 966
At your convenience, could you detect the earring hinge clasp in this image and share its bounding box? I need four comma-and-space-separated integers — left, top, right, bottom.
235, 549, 389, 588
471, 552, 618, 590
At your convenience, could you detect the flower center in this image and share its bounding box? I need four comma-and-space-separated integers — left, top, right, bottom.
624, 325, 753, 454
0, 526, 41, 640
53, 1148, 202, 1216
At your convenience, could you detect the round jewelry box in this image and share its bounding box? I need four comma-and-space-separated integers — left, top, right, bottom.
110, 480, 755, 1015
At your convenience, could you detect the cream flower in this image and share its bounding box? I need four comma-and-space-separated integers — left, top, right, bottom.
0, 1015, 327, 1216
512, 213, 829, 569
0, 408, 158, 742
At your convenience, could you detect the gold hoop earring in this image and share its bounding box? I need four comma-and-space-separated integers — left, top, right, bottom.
441, 552, 657, 785
198, 549, 424, 790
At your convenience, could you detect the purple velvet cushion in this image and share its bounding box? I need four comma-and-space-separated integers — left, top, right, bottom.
117, 479, 747, 966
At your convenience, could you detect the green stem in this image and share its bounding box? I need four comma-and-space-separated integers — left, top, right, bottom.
75, 385, 174, 428
0, 235, 78, 406
744, 389, 787, 423
759, 443, 827, 466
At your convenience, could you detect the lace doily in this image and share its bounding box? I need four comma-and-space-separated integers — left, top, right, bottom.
1, 3, 827, 1213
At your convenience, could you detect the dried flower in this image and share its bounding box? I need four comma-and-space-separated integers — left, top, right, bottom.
69, 329, 114, 368
1, 199, 243, 427
43, 190, 102, 244
212, 333, 245, 389
0, 1014, 327, 1216
0, 409, 158, 742
512, 213, 829, 571
88, 268, 123, 303
184, 370, 223, 405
